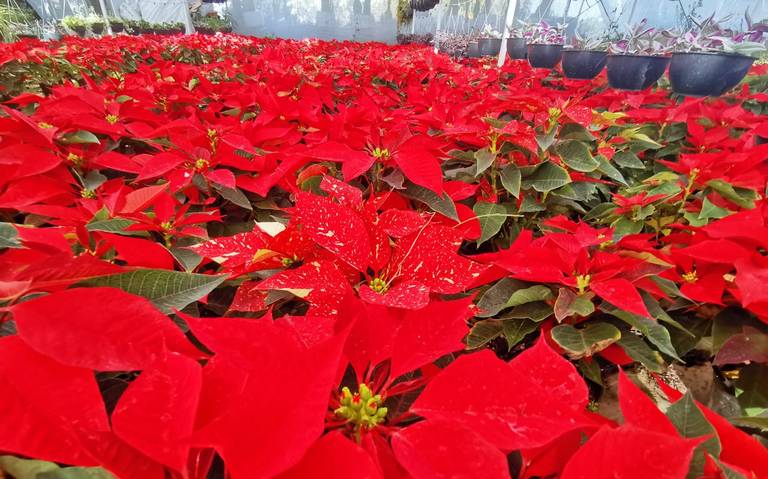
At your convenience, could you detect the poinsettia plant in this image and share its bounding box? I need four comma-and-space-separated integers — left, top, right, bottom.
0, 30, 767, 479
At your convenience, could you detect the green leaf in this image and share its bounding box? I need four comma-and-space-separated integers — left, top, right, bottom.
612, 216, 644, 237
476, 278, 526, 318
706, 180, 757, 209
466, 319, 502, 349
647, 181, 682, 198
85, 218, 139, 234
606, 308, 682, 362
170, 247, 203, 272
83, 170, 107, 191
501, 318, 537, 351
38, 467, 117, 479
559, 123, 594, 142
597, 156, 627, 185
584, 202, 617, 221
709, 456, 749, 479
729, 416, 768, 432
474, 148, 496, 176
518, 195, 545, 213
648, 277, 685, 301
712, 308, 748, 354
473, 201, 508, 245
213, 184, 253, 211
0, 456, 60, 479
553, 288, 595, 322
550, 322, 622, 359
535, 127, 557, 151
556, 140, 600, 172
502, 301, 553, 322
0, 223, 21, 249
525, 162, 571, 193
734, 364, 768, 410
618, 333, 664, 372
505, 285, 554, 308
59, 130, 100, 144
499, 165, 521, 198
80, 270, 226, 314
666, 392, 721, 477
698, 197, 731, 221
641, 291, 692, 336
667, 393, 721, 452
578, 358, 603, 386
403, 182, 458, 221
622, 128, 663, 148
613, 151, 645, 169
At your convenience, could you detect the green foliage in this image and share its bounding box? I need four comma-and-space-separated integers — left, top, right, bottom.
0, 2, 36, 41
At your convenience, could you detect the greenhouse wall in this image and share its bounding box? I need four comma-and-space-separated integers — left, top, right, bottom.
225, 0, 768, 43
23, 0, 768, 42
230, 0, 399, 43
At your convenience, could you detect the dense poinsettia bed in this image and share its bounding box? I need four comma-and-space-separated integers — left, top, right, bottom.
1, 33, 768, 479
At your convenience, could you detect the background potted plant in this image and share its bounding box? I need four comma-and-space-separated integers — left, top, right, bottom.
109, 17, 124, 33
669, 14, 767, 96
478, 24, 502, 57
436, 33, 477, 58
0, 2, 36, 42
525, 21, 565, 69
505, 24, 526, 59
195, 14, 231, 34
124, 20, 138, 35
194, 18, 214, 35
87, 16, 104, 35
157, 22, 174, 35
607, 19, 672, 90
561, 33, 610, 79
61, 16, 87, 37
467, 40, 481, 58
142, 21, 155, 35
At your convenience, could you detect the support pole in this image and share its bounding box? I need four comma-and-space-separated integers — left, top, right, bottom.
98, 0, 112, 34
434, 0, 446, 54
497, 0, 518, 67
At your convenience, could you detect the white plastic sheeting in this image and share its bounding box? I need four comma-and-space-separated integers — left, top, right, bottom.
433, 0, 768, 41
229, 0, 398, 43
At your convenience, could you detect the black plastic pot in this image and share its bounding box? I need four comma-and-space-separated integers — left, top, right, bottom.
111, 23, 124, 33
478, 38, 502, 56
562, 49, 608, 79
467, 42, 480, 58
411, 0, 439, 11
606, 54, 670, 90
527, 44, 563, 69
72, 26, 86, 37
506, 37, 527, 59
91, 23, 104, 34
669, 52, 755, 97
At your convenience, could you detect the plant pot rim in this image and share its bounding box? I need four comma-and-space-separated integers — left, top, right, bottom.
563, 48, 608, 54
608, 53, 670, 59
528, 43, 564, 47
672, 51, 755, 59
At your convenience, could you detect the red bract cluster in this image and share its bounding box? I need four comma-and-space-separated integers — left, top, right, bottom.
1, 34, 767, 479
